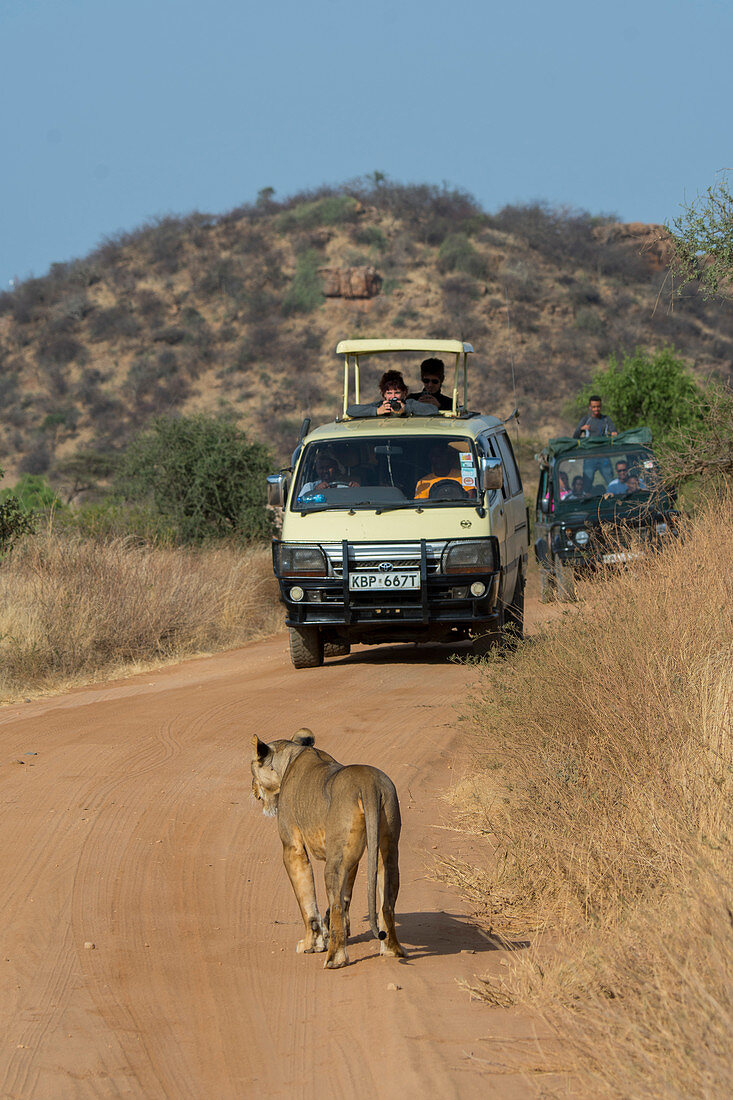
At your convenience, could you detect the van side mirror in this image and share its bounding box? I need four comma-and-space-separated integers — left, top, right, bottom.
479, 456, 503, 491
267, 472, 289, 508
540, 498, 551, 515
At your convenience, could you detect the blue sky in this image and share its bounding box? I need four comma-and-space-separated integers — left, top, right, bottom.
2, 0, 731, 285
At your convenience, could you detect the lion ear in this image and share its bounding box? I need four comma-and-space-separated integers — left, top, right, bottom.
293, 728, 315, 747
251, 735, 271, 761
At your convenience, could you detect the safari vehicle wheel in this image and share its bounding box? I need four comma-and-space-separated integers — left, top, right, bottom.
471, 607, 504, 657
323, 640, 351, 659
554, 558, 576, 602
288, 625, 324, 669
539, 565, 555, 603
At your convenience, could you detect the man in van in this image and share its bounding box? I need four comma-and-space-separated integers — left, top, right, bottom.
414, 444, 466, 498
347, 370, 436, 417
408, 358, 453, 411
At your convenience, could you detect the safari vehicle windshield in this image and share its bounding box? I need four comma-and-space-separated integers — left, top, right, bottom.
554, 449, 659, 503
291, 436, 480, 511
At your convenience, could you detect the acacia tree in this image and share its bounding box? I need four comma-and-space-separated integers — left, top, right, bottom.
116, 415, 273, 543
657, 380, 733, 485
668, 174, 733, 297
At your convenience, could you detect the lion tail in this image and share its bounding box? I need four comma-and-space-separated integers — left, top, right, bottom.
363, 785, 387, 942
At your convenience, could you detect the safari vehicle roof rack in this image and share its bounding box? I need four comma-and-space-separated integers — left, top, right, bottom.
335, 338, 474, 419
536, 426, 653, 467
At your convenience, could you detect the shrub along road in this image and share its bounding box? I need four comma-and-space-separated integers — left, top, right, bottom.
0, 601, 561, 1099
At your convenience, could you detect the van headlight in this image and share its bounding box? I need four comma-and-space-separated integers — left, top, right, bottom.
656, 522, 668, 535
574, 530, 589, 546
275, 543, 328, 577
441, 539, 498, 574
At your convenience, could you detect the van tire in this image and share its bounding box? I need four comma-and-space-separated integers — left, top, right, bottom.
323, 640, 351, 659
472, 605, 504, 657
503, 572, 525, 645
554, 558, 576, 602
289, 626, 324, 669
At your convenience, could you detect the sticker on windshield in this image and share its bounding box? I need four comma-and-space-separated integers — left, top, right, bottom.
459, 453, 474, 466
461, 475, 476, 489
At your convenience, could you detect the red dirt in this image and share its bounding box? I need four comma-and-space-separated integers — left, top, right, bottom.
0, 599, 562, 1098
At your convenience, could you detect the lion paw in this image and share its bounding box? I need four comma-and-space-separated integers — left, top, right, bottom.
380, 940, 407, 958
324, 948, 348, 969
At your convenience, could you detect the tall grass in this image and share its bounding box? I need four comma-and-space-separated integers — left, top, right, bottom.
0, 530, 281, 700
449, 496, 732, 1097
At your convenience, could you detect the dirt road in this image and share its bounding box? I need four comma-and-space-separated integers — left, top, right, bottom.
0, 603, 557, 1099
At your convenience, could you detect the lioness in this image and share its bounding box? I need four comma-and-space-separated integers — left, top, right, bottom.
251, 729, 406, 969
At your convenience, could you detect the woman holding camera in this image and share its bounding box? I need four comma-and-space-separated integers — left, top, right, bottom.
346, 370, 436, 418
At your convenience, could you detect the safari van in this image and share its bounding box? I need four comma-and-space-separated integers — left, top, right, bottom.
267, 339, 529, 668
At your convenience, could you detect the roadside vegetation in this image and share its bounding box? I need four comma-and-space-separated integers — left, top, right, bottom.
0, 529, 280, 701
0, 415, 280, 702
447, 494, 732, 1097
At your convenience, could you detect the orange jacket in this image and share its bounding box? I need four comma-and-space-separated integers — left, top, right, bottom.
414, 471, 464, 499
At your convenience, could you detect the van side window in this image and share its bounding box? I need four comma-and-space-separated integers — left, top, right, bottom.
495, 432, 522, 497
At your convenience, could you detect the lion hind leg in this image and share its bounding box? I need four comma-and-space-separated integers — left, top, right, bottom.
378, 836, 407, 959
324, 857, 359, 969
282, 843, 326, 954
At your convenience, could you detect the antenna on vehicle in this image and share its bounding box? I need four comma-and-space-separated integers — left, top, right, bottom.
503, 287, 520, 441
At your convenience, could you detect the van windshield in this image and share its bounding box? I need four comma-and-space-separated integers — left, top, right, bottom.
555, 449, 659, 503
292, 436, 479, 511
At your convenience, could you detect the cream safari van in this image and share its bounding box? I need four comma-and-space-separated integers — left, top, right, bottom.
267, 339, 528, 668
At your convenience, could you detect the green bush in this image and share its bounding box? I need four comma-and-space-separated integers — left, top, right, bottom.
281, 250, 324, 316
353, 225, 387, 251
0, 473, 63, 513
115, 414, 274, 543
276, 195, 360, 233
437, 233, 488, 278
0, 463, 37, 553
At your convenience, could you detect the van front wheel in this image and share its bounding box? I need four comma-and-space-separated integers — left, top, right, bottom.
289, 626, 324, 669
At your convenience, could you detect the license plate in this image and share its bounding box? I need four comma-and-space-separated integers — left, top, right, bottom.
601, 551, 644, 564
349, 571, 420, 590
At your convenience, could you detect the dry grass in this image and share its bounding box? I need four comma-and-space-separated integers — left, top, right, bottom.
447, 495, 733, 1097
0, 529, 281, 701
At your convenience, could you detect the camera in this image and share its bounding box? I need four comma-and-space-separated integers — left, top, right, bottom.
389, 398, 402, 411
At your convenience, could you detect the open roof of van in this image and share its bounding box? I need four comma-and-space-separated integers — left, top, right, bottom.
336, 339, 473, 356
337, 337, 475, 416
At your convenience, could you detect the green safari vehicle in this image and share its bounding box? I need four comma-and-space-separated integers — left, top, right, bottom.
534, 427, 678, 601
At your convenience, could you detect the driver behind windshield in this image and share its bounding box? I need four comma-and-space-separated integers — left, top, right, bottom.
298, 450, 359, 497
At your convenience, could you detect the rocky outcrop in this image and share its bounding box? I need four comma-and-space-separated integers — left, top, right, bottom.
319, 266, 382, 299
592, 222, 675, 271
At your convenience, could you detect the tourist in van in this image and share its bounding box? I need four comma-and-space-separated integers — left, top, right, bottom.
346, 370, 436, 418
408, 358, 453, 411
414, 444, 465, 498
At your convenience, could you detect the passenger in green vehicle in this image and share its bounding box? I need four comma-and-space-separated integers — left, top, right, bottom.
567, 475, 587, 501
